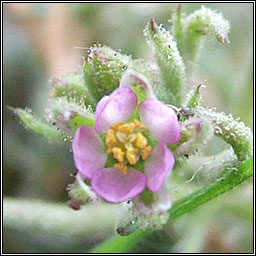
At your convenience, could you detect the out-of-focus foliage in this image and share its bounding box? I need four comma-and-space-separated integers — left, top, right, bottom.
3, 3, 253, 253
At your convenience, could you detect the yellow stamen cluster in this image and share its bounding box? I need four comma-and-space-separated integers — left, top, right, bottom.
106, 119, 152, 174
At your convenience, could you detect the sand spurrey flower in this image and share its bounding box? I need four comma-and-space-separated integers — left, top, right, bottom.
72, 81, 180, 203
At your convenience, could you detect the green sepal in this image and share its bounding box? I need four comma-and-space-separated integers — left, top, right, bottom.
168, 129, 190, 152
144, 18, 186, 106
67, 182, 89, 205
131, 159, 145, 174
69, 114, 95, 133
11, 108, 62, 140
186, 84, 202, 108
104, 154, 118, 168
138, 188, 157, 206
83, 61, 99, 107
45, 97, 94, 135
128, 85, 147, 122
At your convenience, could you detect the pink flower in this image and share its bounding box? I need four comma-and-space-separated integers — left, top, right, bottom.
72, 85, 180, 203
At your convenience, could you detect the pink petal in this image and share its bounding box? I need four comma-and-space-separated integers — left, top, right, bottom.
95, 87, 138, 133
72, 126, 107, 179
145, 141, 175, 192
138, 99, 180, 144
91, 168, 147, 203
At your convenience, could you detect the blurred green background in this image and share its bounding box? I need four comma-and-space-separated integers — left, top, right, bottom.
3, 3, 253, 253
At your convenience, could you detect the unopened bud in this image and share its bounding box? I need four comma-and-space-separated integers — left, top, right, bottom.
144, 18, 186, 106
45, 98, 95, 135
84, 45, 132, 103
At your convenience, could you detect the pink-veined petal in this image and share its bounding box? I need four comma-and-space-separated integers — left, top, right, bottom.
95, 87, 138, 133
72, 126, 107, 179
138, 99, 180, 144
91, 168, 147, 203
145, 141, 175, 192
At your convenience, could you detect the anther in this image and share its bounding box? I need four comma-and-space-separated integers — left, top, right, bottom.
134, 119, 147, 130
116, 131, 127, 143
126, 151, 137, 165
106, 129, 116, 148
112, 147, 125, 162
135, 132, 147, 149
141, 145, 152, 160
110, 122, 124, 131
105, 120, 152, 174
114, 162, 128, 175
118, 123, 136, 134
124, 142, 134, 152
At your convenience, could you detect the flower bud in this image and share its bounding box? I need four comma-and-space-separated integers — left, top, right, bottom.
173, 6, 230, 66
49, 73, 88, 103
84, 45, 132, 103
115, 200, 141, 236
45, 98, 95, 135
67, 182, 89, 207
175, 116, 214, 159
144, 18, 186, 106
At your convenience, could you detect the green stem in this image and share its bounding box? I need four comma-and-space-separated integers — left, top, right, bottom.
168, 157, 253, 222
3, 198, 119, 239
91, 157, 253, 253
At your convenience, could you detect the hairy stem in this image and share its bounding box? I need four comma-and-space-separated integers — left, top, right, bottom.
91, 157, 253, 253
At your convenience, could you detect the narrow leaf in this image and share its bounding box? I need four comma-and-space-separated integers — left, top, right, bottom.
11, 108, 62, 140
144, 19, 186, 106
173, 6, 230, 67
195, 107, 253, 161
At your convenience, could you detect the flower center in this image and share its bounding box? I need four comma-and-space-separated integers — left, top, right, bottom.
106, 119, 152, 175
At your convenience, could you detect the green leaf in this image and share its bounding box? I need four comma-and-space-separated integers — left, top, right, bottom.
12, 108, 62, 140
171, 4, 185, 55
91, 229, 152, 253
173, 6, 230, 68
138, 188, 157, 206
195, 107, 253, 161
90, 157, 253, 253
144, 19, 186, 106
